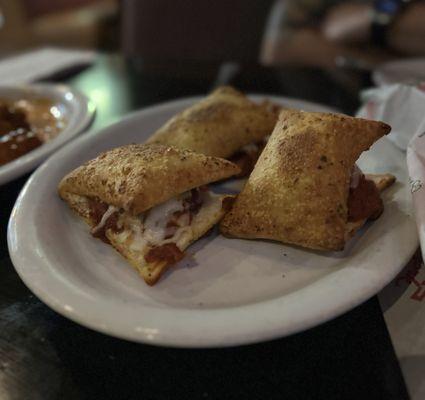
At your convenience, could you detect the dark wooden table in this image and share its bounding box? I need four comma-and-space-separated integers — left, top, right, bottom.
0, 55, 410, 400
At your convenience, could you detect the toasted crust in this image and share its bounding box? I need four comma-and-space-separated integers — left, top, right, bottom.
146, 86, 279, 158
220, 109, 391, 251
59, 192, 93, 227
365, 173, 396, 192
58, 144, 240, 215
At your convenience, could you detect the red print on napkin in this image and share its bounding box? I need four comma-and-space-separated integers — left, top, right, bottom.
396, 255, 425, 302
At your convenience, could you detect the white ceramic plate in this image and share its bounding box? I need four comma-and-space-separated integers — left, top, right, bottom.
8, 95, 418, 347
373, 58, 425, 86
0, 83, 95, 185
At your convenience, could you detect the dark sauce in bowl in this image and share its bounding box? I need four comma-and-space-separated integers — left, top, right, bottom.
0, 104, 42, 165
0, 99, 65, 166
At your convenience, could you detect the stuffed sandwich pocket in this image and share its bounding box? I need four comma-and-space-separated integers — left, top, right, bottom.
59, 144, 240, 285
146, 86, 279, 176
220, 110, 395, 251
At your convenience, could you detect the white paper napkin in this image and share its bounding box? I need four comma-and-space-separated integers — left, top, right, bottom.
357, 84, 425, 261
357, 84, 425, 151
357, 84, 425, 399
0, 47, 95, 85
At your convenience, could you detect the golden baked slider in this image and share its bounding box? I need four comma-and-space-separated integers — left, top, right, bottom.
146, 86, 280, 177
58, 144, 240, 285
220, 109, 395, 251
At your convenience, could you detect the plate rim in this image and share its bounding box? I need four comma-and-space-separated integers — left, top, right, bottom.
7, 94, 418, 347
0, 83, 95, 185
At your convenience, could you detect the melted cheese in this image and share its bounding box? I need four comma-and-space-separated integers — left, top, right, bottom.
350, 164, 363, 189
92, 205, 119, 234
240, 142, 259, 154
126, 215, 147, 251
143, 196, 186, 243
111, 189, 223, 255
193, 191, 222, 225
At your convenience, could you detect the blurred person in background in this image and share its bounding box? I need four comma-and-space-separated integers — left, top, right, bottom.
120, 0, 276, 93
122, 0, 275, 69
261, 0, 425, 68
